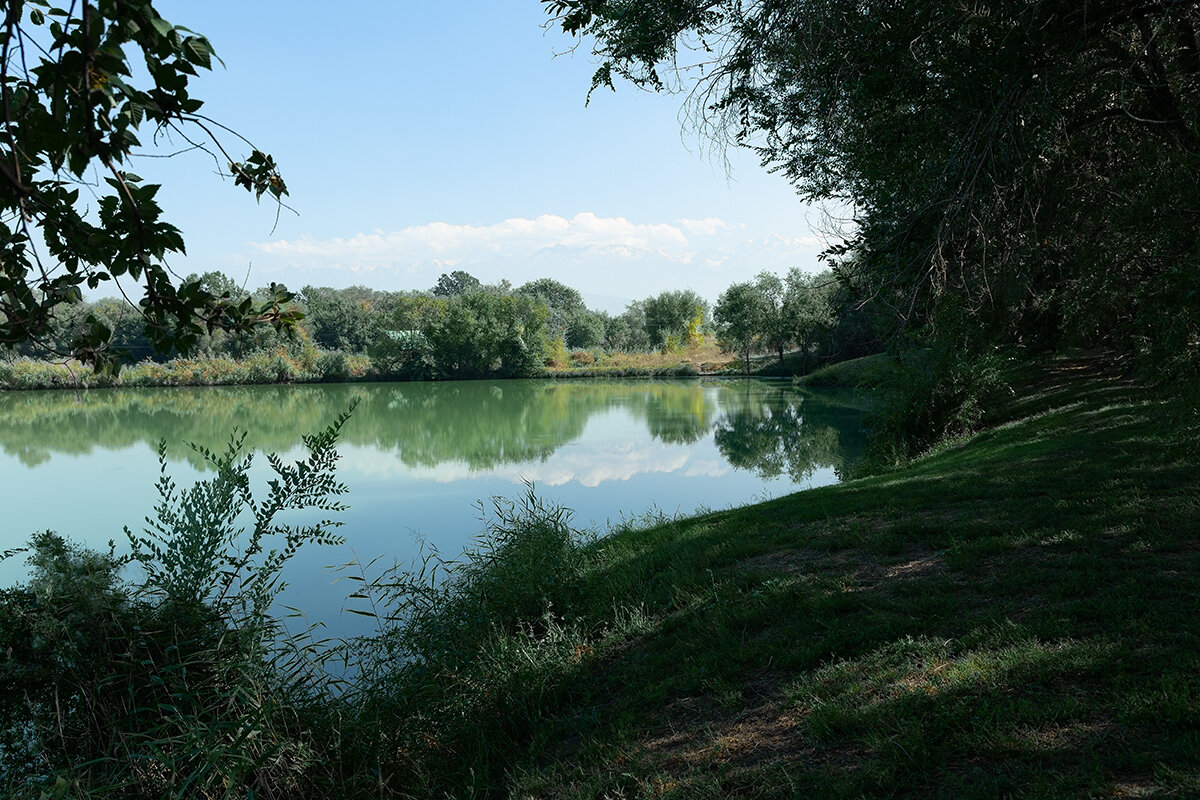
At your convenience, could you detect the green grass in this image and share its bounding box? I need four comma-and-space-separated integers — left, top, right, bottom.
794, 352, 901, 388
473, 355, 1199, 798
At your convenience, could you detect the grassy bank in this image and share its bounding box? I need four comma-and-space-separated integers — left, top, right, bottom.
4, 355, 1196, 798
405, 355, 1198, 798
795, 351, 901, 389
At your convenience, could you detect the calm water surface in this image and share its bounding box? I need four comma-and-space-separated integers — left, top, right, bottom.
0, 378, 868, 629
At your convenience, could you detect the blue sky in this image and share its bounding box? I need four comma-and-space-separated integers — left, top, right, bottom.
145, 1, 827, 312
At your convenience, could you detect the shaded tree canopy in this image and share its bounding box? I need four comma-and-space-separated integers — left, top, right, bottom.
0, 1, 300, 369
546, 0, 1200, 375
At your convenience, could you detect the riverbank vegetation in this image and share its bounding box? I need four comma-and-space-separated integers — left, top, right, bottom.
544, 0, 1200, 458
3, 356, 1195, 798
1, 268, 860, 389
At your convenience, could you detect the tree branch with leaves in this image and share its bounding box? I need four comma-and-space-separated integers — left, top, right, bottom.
0, 0, 300, 370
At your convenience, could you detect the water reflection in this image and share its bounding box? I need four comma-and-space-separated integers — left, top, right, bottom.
0, 379, 867, 482
714, 386, 866, 483
0, 378, 871, 625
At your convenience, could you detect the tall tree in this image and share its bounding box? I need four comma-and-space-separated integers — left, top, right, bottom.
643, 289, 707, 348
605, 301, 650, 352
0, 1, 299, 369
515, 278, 585, 315
301, 286, 380, 354
564, 308, 606, 349
714, 282, 767, 374
421, 292, 548, 379
546, 0, 1200, 378
431, 270, 482, 297
784, 268, 835, 372
515, 277, 586, 339
754, 271, 789, 364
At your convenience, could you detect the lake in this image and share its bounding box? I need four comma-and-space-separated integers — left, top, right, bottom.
0, 377, 868, 631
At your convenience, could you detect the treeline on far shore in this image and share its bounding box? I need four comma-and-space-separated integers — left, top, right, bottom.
2, 267, 886, 390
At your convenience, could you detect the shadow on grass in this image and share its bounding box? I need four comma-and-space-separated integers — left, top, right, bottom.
505, 360, 1200, 799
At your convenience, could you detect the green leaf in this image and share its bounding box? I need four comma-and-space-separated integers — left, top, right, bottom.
30, 9, 45, 25
150, 16, 173, 39
184, 37, 213, 69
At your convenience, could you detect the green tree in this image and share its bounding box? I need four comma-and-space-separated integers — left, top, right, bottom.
605, 301, 651, 352
546, 0, 1200, 383
784, 268, 836, 372
0, 1, 300, 369
301, 286, 381, 354
421, 292, 548, 378
515, 278, 585, 314
431, 270, 483, 297
516, 278, 587, 339
643, 289, 707, 348
754, 271, 789, 364
187, 271, 248, 302
564, 308, 606, 349
714, 282, 768, 374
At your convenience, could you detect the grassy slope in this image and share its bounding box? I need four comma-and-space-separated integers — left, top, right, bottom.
794, 352, 899, 388
500, 356, 1199, 798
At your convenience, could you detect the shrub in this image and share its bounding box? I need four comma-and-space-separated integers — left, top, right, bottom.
859, 348, 1005, 473
346, 488, 593, 795
317, 350, 350, 381
545, 335, 569, 368
569, 349, 595, 365
0, 408, 357, 798
661, 332, 683, 356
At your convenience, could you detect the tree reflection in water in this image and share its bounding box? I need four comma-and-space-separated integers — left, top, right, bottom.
714, 384, 868, 482
0, 379, 867, 481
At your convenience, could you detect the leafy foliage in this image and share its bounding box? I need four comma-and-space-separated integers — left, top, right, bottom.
0, 409, 356, 798
431, 269, 483, 297
714, 280, 769, 373
301, 285, 382, 353
373, 289, 550, 378
0, 1, 301, 369
643, 289, 708, 348
547, 0, 1200, 444
127, 405, 355, 614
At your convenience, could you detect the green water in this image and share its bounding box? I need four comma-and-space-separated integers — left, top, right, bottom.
0, 378, 868, 628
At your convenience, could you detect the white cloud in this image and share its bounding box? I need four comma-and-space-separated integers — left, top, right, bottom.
339, 440, 699, 488
243, 211, 831, 303
252, 212, 697, 269
677, 217, 732, 236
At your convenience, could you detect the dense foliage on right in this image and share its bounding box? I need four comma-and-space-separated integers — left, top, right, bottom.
547, 0, 1200, 447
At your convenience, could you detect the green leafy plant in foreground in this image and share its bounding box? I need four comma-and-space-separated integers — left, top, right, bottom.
0, 406, 356, 799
